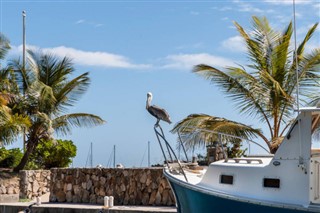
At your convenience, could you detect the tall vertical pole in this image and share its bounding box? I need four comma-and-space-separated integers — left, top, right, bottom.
292, 0, 303, 164
90, 142, 93, 168
22, 11, 26, 153
293, 0, 300, 114
22, 11, 26, 69
148, 141, 150, 167
113, 145, 116, 168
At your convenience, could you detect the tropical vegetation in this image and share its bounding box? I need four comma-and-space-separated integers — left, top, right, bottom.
0, 33, 105, 171
27, 139, 76, 169
173, 16, 320, 154
0, 34, 31, 147
0, 147, 23, 168
0, 139, 76, 169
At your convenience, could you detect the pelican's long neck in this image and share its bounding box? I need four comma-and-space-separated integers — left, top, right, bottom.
146, 96, 152, 109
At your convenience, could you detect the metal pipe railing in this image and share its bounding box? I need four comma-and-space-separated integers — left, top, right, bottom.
154, 124, 188, 182
153, 124, 270, 183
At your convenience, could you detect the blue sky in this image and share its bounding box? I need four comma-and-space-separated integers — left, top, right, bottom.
1, 0, 319, 168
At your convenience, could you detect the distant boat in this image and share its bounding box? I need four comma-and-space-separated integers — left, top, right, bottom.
85, 142, 93, 168
162, 107, 320, 212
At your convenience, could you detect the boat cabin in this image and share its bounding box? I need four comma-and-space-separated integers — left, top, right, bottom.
198, 107, 320, 207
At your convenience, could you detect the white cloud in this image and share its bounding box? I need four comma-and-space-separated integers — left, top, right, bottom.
74, 19, 104, 28
238, 4, 263, 13
7, 45, 235, 71
161, 53, 234, 70
315, 3, 320, 17
190, 11, 199, 15
75, 19, 85, 24
9, 45, 151, 69
263, 0, 313, 5
219, 6, 232, 11
232, 0, 264, 13
221, 36, 246, 53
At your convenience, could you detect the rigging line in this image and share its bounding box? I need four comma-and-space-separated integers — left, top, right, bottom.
293, 0, 300, 113
177, 131, 189, 162
107, 148, 113, 168
140, 143, 148, 167
0, 0, 2, 33
293, 0, 303, 164
85, 144, 91, 168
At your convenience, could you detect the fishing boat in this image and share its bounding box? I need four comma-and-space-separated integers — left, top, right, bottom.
158, 107, 320, 212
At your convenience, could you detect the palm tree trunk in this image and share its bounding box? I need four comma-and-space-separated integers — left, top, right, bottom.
13, 140, 37, 172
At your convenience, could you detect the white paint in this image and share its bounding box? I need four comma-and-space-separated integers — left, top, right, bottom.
165, 107, 320, 210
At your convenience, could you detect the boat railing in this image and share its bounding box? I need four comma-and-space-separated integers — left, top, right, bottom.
153, 124, 271, 182
154, 124, 189, 182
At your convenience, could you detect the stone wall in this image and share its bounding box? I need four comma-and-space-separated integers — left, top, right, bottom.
0, 171, 20, 202
0, 170, 50, 202
50, 168, 175, 206
19, 170, 51, 199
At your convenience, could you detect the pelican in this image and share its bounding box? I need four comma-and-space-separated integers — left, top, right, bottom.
146, 92, 172, 126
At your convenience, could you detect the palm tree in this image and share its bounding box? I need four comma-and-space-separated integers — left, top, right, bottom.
172, 114, 263, 150
174, 16, 320, 154
0, 33, 30, 147
10, 50, 105, 171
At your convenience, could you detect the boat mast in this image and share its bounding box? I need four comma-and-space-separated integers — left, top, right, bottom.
113, 145, 116, 168
90, 142, 93, 168
85, 142, 93, 168
148, 141, 150, 167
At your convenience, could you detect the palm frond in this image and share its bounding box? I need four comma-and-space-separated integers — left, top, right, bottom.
286, 23, 319, 97
9, 57, 37, 93
193, 64, 273, 132
0, 109, 30, 146
54, 72, 90, 112
296, 23, 318, 59
0, 33, 10, 60
171, 114, 263, 150
52, 113, 105, 136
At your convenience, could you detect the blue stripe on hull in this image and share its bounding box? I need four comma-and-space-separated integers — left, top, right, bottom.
169, 180, 310, 213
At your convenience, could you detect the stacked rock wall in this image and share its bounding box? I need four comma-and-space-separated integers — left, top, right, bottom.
0, 171, 20, 202
50, 168, 175, 206
19, 170, 51, 199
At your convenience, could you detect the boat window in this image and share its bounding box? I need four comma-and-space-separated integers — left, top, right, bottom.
263, 178, 280, 188
220, 175, 233, 185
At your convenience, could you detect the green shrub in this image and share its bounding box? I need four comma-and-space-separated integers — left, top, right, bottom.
0, 147, 23, 168
26, 139, 77, 169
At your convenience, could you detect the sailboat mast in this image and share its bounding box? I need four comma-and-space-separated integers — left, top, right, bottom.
90, 142, 93, 168
148, 141, 150, 167
113, 145, 116, 168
